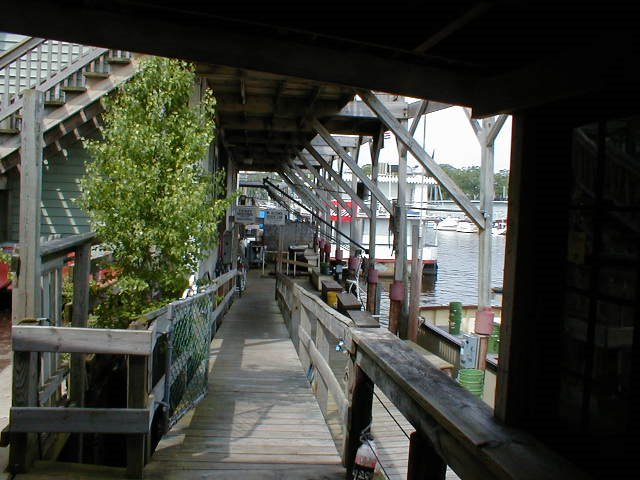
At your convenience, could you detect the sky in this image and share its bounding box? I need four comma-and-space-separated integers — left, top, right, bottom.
357, 106, 512, 172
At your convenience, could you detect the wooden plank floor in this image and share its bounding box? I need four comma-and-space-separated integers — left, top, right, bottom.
144, 271, 345, 479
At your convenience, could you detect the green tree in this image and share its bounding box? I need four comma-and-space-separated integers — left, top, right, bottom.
494, 169, 510, 200
79, 57, 232, 326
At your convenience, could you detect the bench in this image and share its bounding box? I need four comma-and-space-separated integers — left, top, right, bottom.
406, 340, 455, 377
337, 292, 361, 314
321, 279, 343, 301
347, 310, 379, 328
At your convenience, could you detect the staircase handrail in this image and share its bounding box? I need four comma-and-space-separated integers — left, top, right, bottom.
1, 43, 109, 124
0, 37, 46, 70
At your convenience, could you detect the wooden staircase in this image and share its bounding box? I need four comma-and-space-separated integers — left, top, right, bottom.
0, 37, 139, 174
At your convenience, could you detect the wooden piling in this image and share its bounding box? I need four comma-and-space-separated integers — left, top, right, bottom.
408, 224, 423, 343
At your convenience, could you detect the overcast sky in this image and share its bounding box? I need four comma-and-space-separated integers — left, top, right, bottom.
358, 106, 512, 172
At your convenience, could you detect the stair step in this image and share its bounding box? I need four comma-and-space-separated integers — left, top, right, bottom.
44, 99, 66, 107
83, 71, 109, 79
106, 56, 131, 64
61, 85, 87, 93
0, 128, 19, 135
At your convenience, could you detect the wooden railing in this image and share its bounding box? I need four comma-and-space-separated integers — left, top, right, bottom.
9, 263, 237, 478
0, 36, 132, 128
275, 273, 587, 480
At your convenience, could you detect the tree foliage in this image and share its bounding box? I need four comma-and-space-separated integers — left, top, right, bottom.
438, 164, 508, 200
79, 57, 232, 325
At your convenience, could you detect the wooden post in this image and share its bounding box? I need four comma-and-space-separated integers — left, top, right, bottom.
408, 224, 423, 343
396, 117, 409, 339
69, 241, 91, 460
366, 268, 378, 314
10, 89, 44, 473
314, 322, 331, 415
127, 355, 148, 478
343, 360, 374, 474
478, 117, 495, 311
407, 431, 447, 480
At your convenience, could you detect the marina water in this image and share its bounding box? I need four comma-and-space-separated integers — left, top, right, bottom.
375, 201, 507, 320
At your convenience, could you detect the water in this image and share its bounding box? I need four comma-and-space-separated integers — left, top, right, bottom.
370, 201, 508, 318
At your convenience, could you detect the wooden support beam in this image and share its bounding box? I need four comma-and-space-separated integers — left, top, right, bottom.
486, 114, 509, 146
12, 89, 43, 324
279, 169, 325, 211
312, 118, 393, 214
413, 2, 492, 54
10, 89, 43, 473
356, 89, 485, 229
305, 144, 372, 218
296, 152, 353, 218
463, 108, 481, 137
368, 127, 383, 265
70, 240, 91, 461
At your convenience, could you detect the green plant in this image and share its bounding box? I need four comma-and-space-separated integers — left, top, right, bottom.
79, 56, 235, 326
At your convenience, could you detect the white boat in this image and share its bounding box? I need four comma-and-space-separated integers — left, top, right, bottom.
360, 233, 438, 277
491, 219, 507, 235
436, 217, 459, 231
456, 221, 479, 233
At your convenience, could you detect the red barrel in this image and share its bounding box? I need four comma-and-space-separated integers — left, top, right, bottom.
474, 307, 495, 335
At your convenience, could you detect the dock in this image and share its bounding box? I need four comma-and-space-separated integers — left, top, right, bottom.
143, 272, 344, 479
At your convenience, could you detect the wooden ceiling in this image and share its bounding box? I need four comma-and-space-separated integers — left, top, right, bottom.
1, 1, 637, 170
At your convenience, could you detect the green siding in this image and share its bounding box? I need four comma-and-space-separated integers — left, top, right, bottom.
8, 142, 93, 242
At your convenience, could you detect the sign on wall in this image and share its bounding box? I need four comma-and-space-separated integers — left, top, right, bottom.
264, 209, 286, 225
236, 205, 258, 224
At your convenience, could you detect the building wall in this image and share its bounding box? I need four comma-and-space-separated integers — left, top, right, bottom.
0, 32, 27, 53
7, 141, 92, 242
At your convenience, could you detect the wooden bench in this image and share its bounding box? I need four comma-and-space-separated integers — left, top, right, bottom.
310, 267, 333, 291
321, 279, 343, 301
406, 340, 455, 377
337, 292, 361, 314
347, 310, 379, 328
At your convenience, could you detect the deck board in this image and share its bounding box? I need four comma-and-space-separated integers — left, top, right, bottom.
144, 271, 344, 479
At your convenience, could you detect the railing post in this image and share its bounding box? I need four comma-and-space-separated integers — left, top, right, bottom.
290, 290, 301, 351
298, 302, 312, 375
10, 88, 44, 473
127, 355, 149, 479
314, 320, 331, 415
407, 431, 447, 480
9, 328, 39, 473
70, 240, 91, 461
343, 358, 374, 475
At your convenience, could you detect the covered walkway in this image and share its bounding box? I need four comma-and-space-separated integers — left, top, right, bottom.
144, 270, 344, 479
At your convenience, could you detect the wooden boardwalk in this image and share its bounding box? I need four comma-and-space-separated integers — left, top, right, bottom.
144, 271, 344, 479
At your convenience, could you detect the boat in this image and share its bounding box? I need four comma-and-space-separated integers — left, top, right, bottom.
435, 216, 459, 231
360, 232, 438, 277
492, 219, 507, 235
455, 221, 479, 233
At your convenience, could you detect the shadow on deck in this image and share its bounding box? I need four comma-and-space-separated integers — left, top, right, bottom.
144, 270, 344, 479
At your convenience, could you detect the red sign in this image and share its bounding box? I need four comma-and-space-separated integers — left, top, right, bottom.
330, 200, 357, 222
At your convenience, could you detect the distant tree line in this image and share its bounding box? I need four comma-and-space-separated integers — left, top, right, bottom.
437, 165, 509, 200
358, 163, 509, 200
